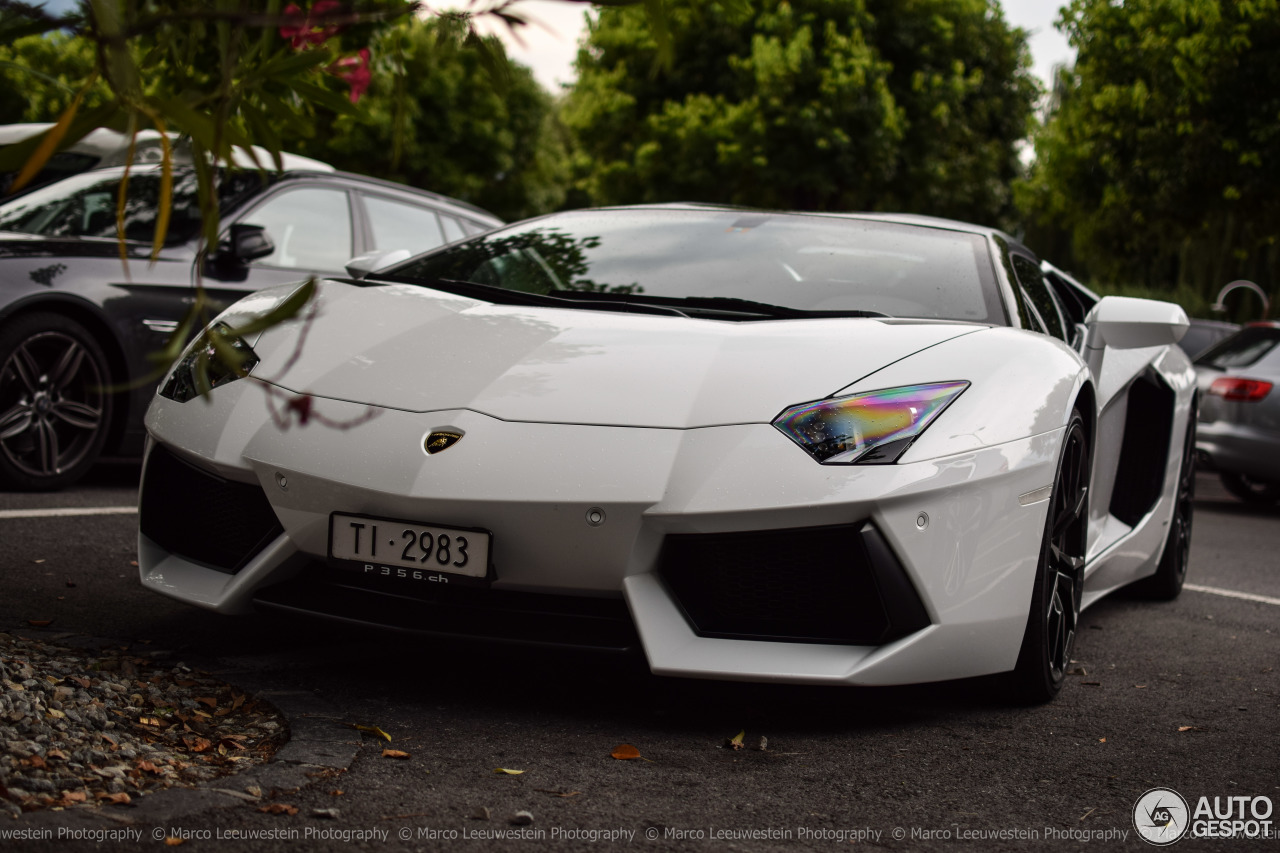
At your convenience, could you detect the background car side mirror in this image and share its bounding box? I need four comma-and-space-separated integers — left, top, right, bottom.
220, 223, 275, 265
345, 248, 412, 281
1084, 296, 1189, 350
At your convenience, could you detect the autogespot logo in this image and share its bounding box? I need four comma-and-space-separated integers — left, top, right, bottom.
1134, 788, 1190, 846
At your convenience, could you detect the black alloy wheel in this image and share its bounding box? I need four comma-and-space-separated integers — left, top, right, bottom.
0, 313, 113, 491
1219, 471, 1280, 506
1010, 410, 1089, 704
1135, 408, 1196, 599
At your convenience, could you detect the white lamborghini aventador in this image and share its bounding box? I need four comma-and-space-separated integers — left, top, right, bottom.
138, 206, 1197, 702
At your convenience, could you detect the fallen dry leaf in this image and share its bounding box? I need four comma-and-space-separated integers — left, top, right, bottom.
59, 790, 87, 804
98, 792, 131, 805
382, 749, 411, 760
258, 803, 300, 815
350, 723, 392, 742
194, 696, 218, 709
1098, 738, 1107, 743
27, 755, 46, 770
69, 676, 91, 689
164, 837, 185, 847
1178, 726, 1204, 732
611, 744, 642, 760
46, 749, 68, 760
138, 716, 164, 727
136, 760, 163, 775
183, 736, 212, 753
535, 789, 582, 798
494, 768, 525, 775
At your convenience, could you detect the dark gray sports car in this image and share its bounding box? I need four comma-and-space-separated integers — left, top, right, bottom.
0, 165, 500, 489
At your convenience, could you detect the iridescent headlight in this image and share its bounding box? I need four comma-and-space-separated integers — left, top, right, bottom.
159, 322, 260, 404
773, 381, 970, 464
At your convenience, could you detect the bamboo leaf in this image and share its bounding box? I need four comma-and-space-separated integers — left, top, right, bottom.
225, 279, 316, 337
0, 102, 118, 175
7, 76, 99, 194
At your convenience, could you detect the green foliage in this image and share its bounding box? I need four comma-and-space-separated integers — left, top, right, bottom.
0, 32, 107, 122
278, 17, 568, 221
1017, 0, 1280, 312
563, 0, 1038, 228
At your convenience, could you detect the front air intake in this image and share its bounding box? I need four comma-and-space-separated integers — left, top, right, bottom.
657, 521, 929, 645
140, 443, 283, 574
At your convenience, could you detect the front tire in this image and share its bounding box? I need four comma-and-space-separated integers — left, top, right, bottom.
0, 313, 113, 491
1009, 410, 1089, 704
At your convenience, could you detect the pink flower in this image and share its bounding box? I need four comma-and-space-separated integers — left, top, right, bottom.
328, 48, 372, 103
279, 1, 344, 50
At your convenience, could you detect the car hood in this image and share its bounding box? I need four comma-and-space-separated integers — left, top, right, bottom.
247, 280, 983, 428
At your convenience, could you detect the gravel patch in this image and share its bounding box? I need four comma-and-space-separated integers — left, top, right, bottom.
0, 631, 286, 819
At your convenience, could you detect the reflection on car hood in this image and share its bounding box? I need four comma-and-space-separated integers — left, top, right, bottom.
249, 280, 983, 428
0, 231, 155, 260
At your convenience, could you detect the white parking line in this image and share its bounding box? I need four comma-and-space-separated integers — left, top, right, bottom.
0, 506, 138, 520
1186, 583, 1280, 607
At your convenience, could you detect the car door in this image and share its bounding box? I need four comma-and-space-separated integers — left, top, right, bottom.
200, 181, 357, 313
357, 191, 460, 256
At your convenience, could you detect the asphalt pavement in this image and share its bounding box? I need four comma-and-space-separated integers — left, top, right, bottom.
0, 468, 1277, 851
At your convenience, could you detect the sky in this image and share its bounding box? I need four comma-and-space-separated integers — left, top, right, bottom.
464, 0, 1077, 93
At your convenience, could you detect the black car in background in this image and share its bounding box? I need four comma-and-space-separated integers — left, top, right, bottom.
0, 166, 501, 489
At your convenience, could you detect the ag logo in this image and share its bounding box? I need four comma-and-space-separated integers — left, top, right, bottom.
425, 431, 463, 455
1134, 787, 1190, 846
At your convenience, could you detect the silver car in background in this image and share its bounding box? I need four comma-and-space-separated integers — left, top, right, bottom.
1195, 321, 1280, 504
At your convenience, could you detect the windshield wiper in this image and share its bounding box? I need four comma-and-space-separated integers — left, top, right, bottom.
371, 275, 689, 317
371, 274, 889, 320
555, 291, 889, 319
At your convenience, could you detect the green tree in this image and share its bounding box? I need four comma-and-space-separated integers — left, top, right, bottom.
1017, 0, 1280, 308
278, 17, 568, 221
562, 0, 1038, 227
0, 31, 106, 122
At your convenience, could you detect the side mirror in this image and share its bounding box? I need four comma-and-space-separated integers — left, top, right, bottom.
1084, 296, 1189, 350
345, 248, 412, 281
221, 223, 275, 265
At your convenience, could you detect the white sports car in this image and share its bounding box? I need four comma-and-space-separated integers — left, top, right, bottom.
139, 206, 1196, 702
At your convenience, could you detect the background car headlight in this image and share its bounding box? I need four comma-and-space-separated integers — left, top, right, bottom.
159, 322, 260, 404
773, 381, 970, 464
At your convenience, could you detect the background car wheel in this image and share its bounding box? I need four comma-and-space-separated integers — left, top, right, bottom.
1009, 410, 1089, 704
1219, 471, 1280, 505
1133, 409, 1196, 600
0, 312, 113, 491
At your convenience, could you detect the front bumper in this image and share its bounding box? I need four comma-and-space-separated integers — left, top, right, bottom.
140, 383, 1062, 685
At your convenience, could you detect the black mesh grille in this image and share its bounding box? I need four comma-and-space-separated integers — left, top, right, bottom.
140, 443, 283, 574
658, 522, 929, 645
254, 567, 639, 652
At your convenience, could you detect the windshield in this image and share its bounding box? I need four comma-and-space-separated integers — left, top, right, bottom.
0, 168, 271, 244
1196, 326, 1280, 370
385, 209, 1004, 323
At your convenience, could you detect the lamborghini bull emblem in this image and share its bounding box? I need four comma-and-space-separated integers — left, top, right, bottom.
425, 431, 464, 454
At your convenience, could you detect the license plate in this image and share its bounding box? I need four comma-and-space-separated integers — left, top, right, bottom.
328, 512, 490, 579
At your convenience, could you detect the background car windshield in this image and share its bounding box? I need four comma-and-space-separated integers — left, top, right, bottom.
391, 209, 1003, 323
1196, 326, 1280, 370
0, 169, 268, 244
